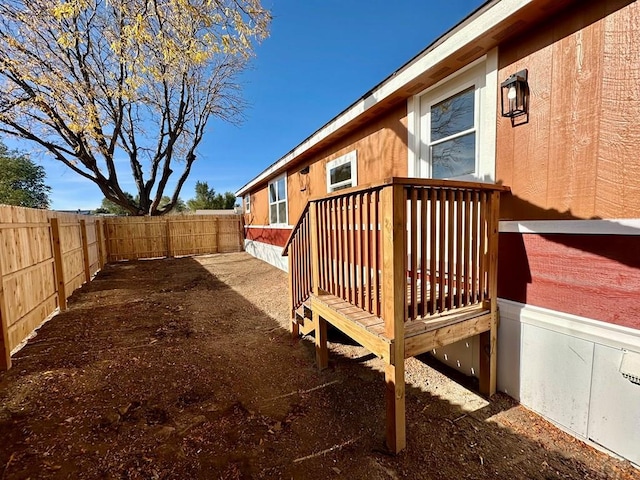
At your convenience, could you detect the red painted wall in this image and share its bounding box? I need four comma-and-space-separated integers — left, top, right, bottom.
244, 227, 291, 248
498, 232, 640, 329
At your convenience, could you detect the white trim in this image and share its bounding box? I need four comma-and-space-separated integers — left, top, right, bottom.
268, 174, 288, 226
326, 150, 358, 192
499, 219, 640, 235
245, 224, 293, 230
407, 51, 497, 182
236, 0, 536, 196
244, 194, 250, 214
498, 298, 640, 353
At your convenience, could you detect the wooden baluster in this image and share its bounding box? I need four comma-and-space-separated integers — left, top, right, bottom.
331, 199, 338, 296
358, 193, 364, 310
420, 189, 428, 318
438, 189, 446, 314
409, 188, 418, 321
447, 190, 455, 311
471, 191, 479, 304
372, 190, 380, 317
463, 190, 472, 306
455, 190, 463, 309
429, 189, 437, 316
322, 202, 330, 292
479, 192, 487, 302
363, 192, 371, 314
337, 197, 345, 299
348, 195, 356, 304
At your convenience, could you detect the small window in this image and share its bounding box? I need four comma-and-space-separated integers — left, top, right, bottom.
326, 151, 357, 192
268, 175, 287, 224
244, 194, 250, 213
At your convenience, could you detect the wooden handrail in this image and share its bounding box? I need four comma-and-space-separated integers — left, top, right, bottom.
383, 177, 510, 192
282, 203, 309, 256
283, 178, 509, 256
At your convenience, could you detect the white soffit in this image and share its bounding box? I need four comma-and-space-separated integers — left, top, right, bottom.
236, 0, 535, 196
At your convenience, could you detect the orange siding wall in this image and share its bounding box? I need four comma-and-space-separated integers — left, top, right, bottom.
244, 103, 408, 227
244, 185, 269, 226
288, 103, 408, 223
496, 0, 640, 220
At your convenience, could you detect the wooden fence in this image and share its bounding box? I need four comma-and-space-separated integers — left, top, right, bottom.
0, 209, 243, 370
104, 215, 243, 261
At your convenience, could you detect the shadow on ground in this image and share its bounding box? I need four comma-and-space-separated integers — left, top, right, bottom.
0, 253, 636, 479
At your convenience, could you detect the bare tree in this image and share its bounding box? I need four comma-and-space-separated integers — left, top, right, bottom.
0, 0, 270, 215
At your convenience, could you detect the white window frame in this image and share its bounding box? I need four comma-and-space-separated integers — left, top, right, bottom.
407, 52, 497, 182
326, 150, 358, 192
268, 174, 288, 225
244, 194, 250, 213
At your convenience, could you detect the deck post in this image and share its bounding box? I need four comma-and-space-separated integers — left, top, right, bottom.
381, 183, 407, 453
310, 202, 328, 370
288, 253, 299, 339
479, 191, 501, 397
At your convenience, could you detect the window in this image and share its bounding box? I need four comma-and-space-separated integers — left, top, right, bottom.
429, 87, 476, 179
244, 194, 250, 213
326, 151, 357, 192
268, 175, 287, 224
408, 55, 497, 182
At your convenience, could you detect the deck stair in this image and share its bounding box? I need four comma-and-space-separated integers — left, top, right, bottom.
283, 177, 508, 453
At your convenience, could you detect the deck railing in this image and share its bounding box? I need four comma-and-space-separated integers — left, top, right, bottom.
283, 177, 506, 333
286, 204, 313, 315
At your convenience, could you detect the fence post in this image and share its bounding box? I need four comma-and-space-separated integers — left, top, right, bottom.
213, 217, 219, 253
380, 182, 407, 454
165, 219, 173, 258
0, 238, 11, 370
80, 219, 91, 282
238, 216, 245, 251
50, 217, 67, 312
95, 219, 105, 268
479, 190, 501, 397
103, 219, 112, 263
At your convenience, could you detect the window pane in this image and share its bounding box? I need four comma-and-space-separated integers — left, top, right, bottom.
431, 87, 474, 142
278, 202, 287, 224
330, 163, 352, 186
277, 178, 286, 201
270, 204, 277, 223
431, 132, 475, 179
269, 183, 276, 203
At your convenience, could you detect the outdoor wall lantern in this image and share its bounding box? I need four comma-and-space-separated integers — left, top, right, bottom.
500, 69, 529, 125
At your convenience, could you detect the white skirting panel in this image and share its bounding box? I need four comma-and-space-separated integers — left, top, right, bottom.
497, 299, 640, 466
244, 239, 289, 272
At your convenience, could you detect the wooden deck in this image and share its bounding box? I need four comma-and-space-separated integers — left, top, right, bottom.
284, 178, 507, 453
299, 291, 492, 363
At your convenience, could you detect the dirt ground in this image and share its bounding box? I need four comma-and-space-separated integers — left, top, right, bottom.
0, 252, 637, 480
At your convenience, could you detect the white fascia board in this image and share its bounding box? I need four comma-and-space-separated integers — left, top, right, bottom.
235, 0, 534, 197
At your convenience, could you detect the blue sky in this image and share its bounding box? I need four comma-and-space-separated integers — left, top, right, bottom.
9, 0, 486, 210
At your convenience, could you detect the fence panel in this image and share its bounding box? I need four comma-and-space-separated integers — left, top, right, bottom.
0, 209, 244, 369
105, 214, 243, 261
0, 207, 57, 365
